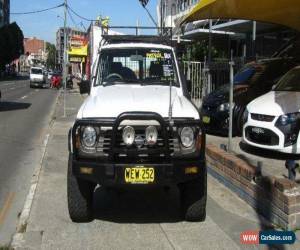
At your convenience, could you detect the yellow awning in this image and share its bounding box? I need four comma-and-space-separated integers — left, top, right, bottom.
68, 45, 88, 57
182, 0, 300, 31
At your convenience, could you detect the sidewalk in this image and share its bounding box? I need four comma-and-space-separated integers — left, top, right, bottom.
207, 135, 300, 182
11, 89, 300, 249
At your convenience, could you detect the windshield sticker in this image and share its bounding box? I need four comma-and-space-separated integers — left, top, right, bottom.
163, 65, 173, 77
146, 52, 163, 59
164, 53, 171, 59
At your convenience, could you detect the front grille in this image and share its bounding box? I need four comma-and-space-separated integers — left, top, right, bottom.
73, 113, 200, 163
245, 126, 279, 146
251, 113, 275, 122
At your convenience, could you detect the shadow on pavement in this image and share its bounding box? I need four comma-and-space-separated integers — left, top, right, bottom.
240, 142, 300, 160
0, 101, 31, 112
93, 186, 181, 223
0, 75, 29, 82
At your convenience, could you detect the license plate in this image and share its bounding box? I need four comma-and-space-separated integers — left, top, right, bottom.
125, 167, 155, 184
252, 127, 265, 134
202, 116, 211, 124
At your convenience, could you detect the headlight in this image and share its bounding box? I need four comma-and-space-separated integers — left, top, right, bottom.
218, 102, 232, 112
277, 112, 300, 126
180, 127, 194, 148
82, 126, 97, 147
145, 126, 158, 145
243, 108, 249, 124
122, 126, 135, 146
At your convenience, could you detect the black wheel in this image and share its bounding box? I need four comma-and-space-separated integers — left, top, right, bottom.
179, 166, 207, 222
67, 154, 95, 222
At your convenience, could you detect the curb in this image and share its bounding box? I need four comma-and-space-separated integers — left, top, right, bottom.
10, 91, 61, 249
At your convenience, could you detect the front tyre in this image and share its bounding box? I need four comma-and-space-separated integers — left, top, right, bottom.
179, 167, 207, 222
67, 154, 95, 222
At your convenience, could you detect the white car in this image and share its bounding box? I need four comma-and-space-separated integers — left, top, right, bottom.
30, 67, 46, 88
67, 37, 207, 223
243, 66, 300, 154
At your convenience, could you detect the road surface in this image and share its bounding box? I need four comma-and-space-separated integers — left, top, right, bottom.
0, 77, 58, 245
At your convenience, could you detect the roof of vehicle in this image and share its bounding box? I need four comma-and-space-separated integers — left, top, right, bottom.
101, 43, 173, 50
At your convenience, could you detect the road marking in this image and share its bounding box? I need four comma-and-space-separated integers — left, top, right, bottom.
21, 95, 28, 100
9, 87, 15, 90
35, 89, 39, 92
0, 192, 15, 226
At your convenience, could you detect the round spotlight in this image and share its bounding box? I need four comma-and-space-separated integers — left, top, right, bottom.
122, 126, 135, 146
145, 126, 158, 145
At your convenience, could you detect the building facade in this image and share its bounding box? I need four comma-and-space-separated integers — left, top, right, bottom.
56, 27, 87, 69
24, 37, 47, 64
0, 0, 10, 28
157, 0, 198, 28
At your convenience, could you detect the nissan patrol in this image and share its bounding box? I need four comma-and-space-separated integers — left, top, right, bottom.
67, 35, 207, 223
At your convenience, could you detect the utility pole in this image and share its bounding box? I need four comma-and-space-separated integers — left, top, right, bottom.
63, 0, 68, 117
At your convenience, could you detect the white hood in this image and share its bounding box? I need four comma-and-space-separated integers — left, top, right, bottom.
248, 91, 300, 116
77, 85, 199, 119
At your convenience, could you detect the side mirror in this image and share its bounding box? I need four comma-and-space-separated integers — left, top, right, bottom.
80, 80, 91, 94
186, 80, 192, 93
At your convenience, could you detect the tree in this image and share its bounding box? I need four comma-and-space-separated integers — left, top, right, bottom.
0, 22, 24, 71
46, 42, 56, 70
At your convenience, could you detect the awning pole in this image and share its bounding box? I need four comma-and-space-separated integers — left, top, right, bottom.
228, 56, 234, 152
252, 21, 257, 58
208, 19, 212, 63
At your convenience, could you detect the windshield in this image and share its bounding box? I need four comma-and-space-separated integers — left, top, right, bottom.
275, 68, 300, 91
31, 68, 43, 75
95, 48, 178, 86
233, 66, 255, 85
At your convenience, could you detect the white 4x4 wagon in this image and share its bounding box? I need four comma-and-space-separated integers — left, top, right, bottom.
68, 36, 206, 222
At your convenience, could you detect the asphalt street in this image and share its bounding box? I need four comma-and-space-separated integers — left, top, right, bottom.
0, 77, 58, 245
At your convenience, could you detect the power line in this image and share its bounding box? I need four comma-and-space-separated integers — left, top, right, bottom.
11, 3, 64, 15
67, 7, 81, 30
67, 4, 97, 22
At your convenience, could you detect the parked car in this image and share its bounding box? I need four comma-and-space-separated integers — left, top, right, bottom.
67, 35, 207, 223
243, 66, 300, 154
30, 67, 47, 88
200, 58, 297, 136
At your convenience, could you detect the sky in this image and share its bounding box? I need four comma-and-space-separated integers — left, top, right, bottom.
11, 0, 158, 44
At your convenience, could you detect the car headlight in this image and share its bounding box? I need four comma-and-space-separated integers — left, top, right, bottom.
145, 126, 158, 145
243, 108, 249, 124
122, 126, 135, 146
218, 102, 233, 112
277, 112, 300, 126
180, 127, 194, 148
82, 126, 97, 147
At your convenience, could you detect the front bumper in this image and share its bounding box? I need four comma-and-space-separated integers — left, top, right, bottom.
30, 80, 47, 87
201, 108, 230, 135
243, 118, 300, 154
72, 157, 205, 186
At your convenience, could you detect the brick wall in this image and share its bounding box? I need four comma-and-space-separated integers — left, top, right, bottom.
206, 144, 300, 230
24, 38, 45, 55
